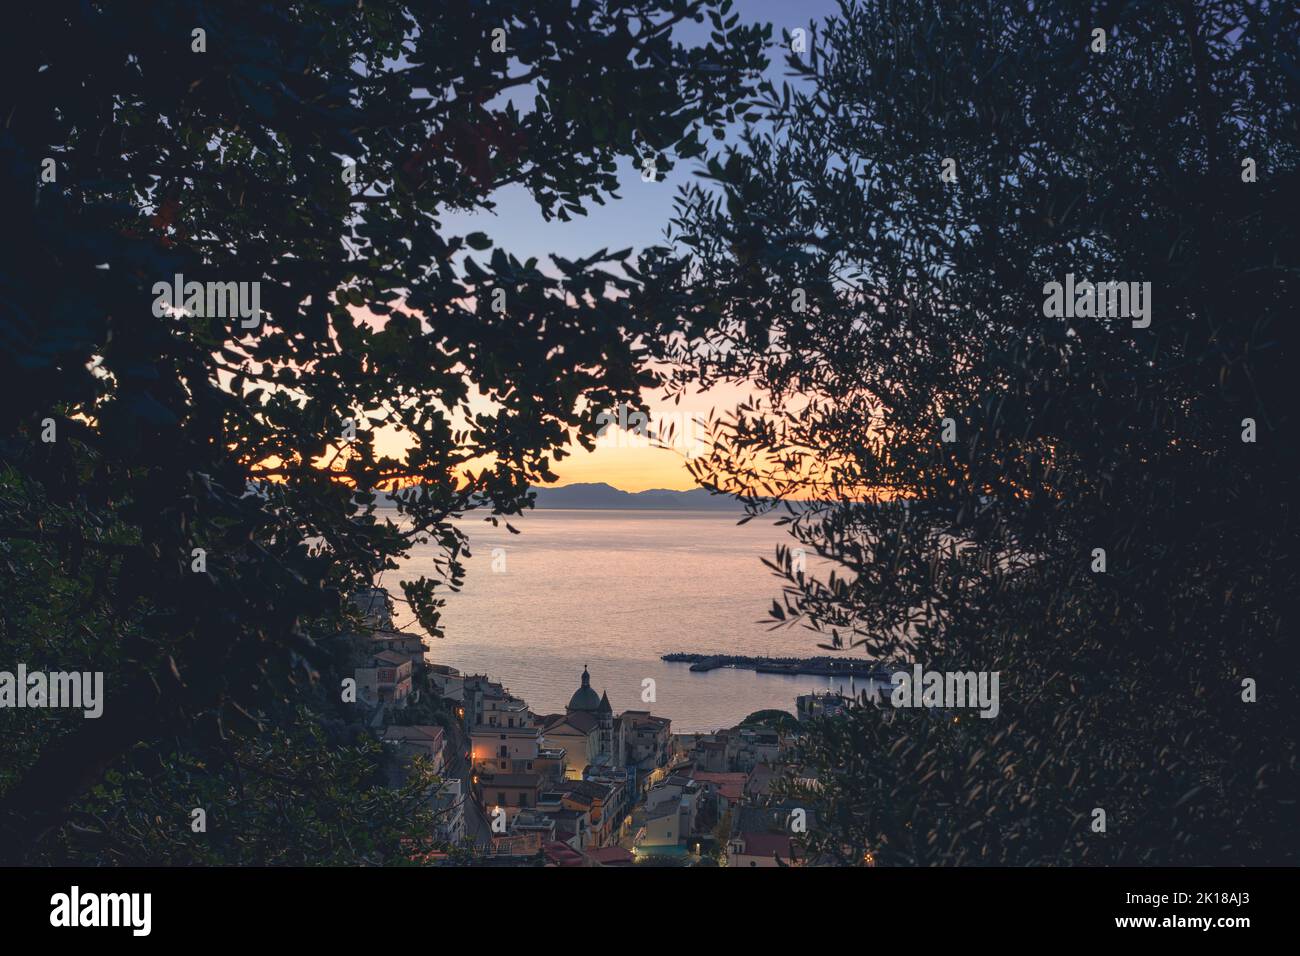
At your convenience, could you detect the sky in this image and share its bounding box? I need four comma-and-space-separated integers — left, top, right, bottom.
427, 0, 842, 491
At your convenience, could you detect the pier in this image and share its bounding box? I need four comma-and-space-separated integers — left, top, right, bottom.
662, 653, 899, 680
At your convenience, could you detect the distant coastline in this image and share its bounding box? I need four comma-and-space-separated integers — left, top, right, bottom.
376, 482, 841, 512
374, 481, 740, 511
530, 482, 737, 511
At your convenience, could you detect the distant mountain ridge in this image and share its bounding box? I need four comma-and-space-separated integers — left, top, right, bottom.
531, 482, 737, 511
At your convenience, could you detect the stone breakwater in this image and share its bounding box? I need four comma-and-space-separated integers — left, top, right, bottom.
662, 653, 899, 679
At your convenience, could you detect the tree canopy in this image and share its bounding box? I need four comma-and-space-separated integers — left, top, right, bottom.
0, 0, 766, 862
655, 0, 1299, 864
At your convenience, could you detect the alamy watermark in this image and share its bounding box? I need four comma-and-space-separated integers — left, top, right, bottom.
152, 273, 262, 329
1042, 273, 1151, 328
890, 665, 1000, 719
595, 404, 709, 458
0, 664, 103, 718
50, 886, 151, 936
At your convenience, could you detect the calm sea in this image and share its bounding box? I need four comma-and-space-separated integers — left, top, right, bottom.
391, 508, 873, 732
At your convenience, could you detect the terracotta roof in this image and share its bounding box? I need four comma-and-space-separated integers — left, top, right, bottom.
692, 772, 747, 801
585, 847, 635, 866
544, 711, 599, 734
544, 841, 587, 866
554, 793, 594, 810
551, 779, 611, 800
692, 771, 747, 785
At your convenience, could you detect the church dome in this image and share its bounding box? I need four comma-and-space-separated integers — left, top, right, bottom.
567, 666, 602, 713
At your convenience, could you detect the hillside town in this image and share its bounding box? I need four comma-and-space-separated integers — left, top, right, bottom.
345, 588, 843, 866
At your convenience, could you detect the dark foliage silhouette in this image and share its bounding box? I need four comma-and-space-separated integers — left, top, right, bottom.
0, 0, 766, 862
652, 0, 1299, 864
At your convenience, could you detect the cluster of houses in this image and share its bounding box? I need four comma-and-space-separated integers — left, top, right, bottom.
436, 664, 675, 862
668, 722, 827, 866
345, 587, 848, 866
345, 590, 468, 846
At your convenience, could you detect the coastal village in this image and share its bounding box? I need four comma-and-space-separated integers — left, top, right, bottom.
345, 587, 849, 866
